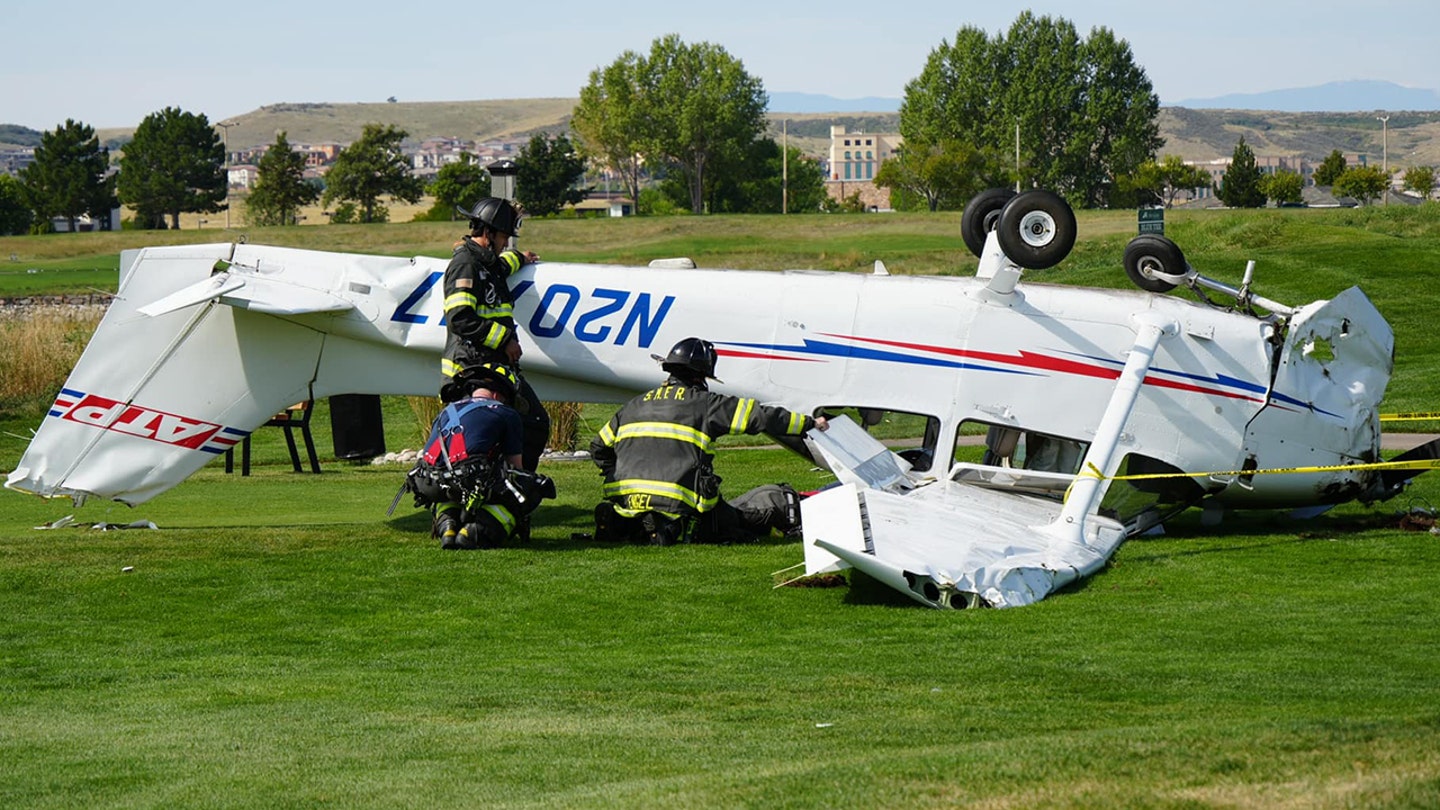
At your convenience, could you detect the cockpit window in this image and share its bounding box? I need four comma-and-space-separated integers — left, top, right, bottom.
817, 406, 941, 471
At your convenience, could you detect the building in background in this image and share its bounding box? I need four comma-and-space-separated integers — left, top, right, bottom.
825, 125, 902, 210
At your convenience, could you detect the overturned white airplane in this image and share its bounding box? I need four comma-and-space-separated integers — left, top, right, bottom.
6, 190, 1429, 608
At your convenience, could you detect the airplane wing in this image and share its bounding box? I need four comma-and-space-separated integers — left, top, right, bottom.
800, 310, 1175, 608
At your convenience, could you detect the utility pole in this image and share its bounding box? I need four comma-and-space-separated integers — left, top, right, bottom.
218, 121, 235, 228
1014, 120, 1021, 193
782, 118, 788, 215
1376, 114, 1390, 205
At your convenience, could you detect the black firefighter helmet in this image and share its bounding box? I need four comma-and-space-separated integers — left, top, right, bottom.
651, 337, 723, 384
442, 362, 519, 403
455, 197, 522, 236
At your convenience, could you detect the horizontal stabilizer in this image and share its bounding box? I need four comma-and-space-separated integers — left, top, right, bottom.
139, 269, 356, 318
137, 273, 246, 316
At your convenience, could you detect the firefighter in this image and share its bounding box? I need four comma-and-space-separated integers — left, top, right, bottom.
442, 196, 550, 472
408, 363, 554, 550
589, 337, 828, 545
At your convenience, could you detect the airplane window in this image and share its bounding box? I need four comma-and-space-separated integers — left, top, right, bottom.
954, 419, 1088, 474
817, 406, 940, 472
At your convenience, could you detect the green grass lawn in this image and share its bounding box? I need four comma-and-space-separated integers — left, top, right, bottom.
3, 401, 1440, 808
5, 207, 1440, 807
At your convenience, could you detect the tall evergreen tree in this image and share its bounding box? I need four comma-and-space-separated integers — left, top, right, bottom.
117, 107, 226, 229
322, 124, 423, 224
245, 131, 320, 226
1313, 149, 1348, 187
1217, 137, 1266, 208
19, 118, 116, 232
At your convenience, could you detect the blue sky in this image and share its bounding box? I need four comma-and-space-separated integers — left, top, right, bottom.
3, 0, 1435, 129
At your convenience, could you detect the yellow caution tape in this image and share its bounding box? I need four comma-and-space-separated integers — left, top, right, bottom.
1080, 456, 1440, 483
1381, 412, 1440, 422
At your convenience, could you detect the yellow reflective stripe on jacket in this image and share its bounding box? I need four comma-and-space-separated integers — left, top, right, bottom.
441, 358, 465, 378
480, 323, 509, 350
786, 411, 807, 435
444, 291, 478, 311
500, 251, 523, 273
602, 479, 714, 513
614, 421, 714, 453
597, 422, 616, 447
730, 398, 756, 433
445, 295, 514, 323
473, 303, 514, 319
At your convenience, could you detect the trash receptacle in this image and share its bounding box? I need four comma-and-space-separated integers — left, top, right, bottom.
329, 394, 386, 460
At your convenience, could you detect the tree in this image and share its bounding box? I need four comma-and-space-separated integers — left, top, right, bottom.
19, 118, 117, 232
245, 131, 320, 226
424, 153, 490, 220
117, 107, 226, 230
1120, 155, 1212, 208
1333, 165, 1390, 206
1259, 169, 1304, 206
571, 52, 649, 208
1313, 149, 1348, 187
776, 144, 829, 214
1216, 137, 1265, 208
0, 174, 34, 235
900, 13, 1161, 207
516, 133, 588, 216
640, 35, 769, 214
703, 138, 828, 214
874, 138, 1007, 211
1402, 165, 1436, 200
322, 123, 424, 224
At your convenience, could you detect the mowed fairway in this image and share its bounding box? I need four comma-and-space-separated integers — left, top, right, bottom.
3, 207, 1440, 807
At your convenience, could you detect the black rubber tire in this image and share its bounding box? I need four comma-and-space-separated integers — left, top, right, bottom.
960, 188, 1017, 258
1123, 234, 1187, 293
996, 190, 1077, 270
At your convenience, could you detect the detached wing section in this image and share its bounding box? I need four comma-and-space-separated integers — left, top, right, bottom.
801, 422, 1125, 609
800, 314, 1175, 608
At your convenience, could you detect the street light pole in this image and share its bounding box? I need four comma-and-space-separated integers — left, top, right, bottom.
217, 121, 235, 228
1014, 119, 1021, 193
1376, 114, 1390, 205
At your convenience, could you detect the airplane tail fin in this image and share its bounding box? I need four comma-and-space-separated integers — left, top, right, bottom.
6, 243, 441, 506
5, 245, 331, 505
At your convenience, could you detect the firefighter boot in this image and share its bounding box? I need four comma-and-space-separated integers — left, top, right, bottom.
436, 508, 463, 550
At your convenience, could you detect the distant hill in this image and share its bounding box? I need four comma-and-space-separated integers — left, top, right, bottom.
8, 91, 1440, 169
1155, 107, 1440, 164
767, 92, 901, 113
0, 125, 41, 148
1175, 79, 1440, 113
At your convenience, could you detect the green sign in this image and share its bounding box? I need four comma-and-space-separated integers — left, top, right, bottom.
1138, 207, 1164, 234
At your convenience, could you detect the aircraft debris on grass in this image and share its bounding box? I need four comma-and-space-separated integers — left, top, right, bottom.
8, 189, 1436, 608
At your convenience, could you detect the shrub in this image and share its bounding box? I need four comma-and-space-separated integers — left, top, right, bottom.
0, 308, 101, 419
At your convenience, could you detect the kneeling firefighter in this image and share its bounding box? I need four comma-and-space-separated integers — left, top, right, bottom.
589, 337, 827, 545
393, 363, 555, 549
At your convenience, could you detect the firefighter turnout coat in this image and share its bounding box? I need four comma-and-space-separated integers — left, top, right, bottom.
590, 378, 815, 519
440, 236, 529, 382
